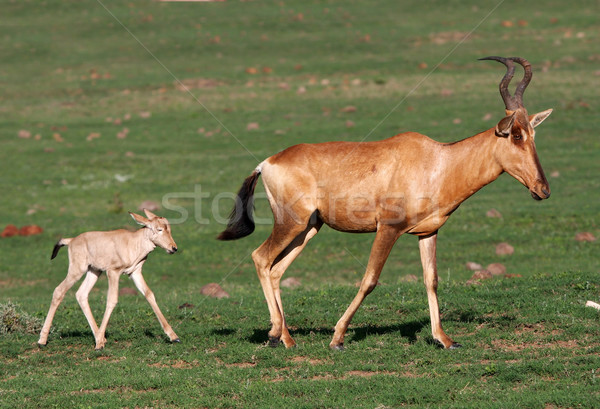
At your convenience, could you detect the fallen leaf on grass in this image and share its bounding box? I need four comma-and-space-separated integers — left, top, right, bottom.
466, 270, 492, 285
585, 301, 600, 311
86, 132, 101, 141
465, 261, 483, 271
400, 274, 418, 283
575, 232, 596, 242
117, 128, 129, 139
18, 130, 32, 139
18, 225, 43, 236
340, 105, 357, 113
201, 283, 229, 299
486, 263, 506, 276
440, 88, 453, 97
496, 242, 514, 255
1, 225, 19, 238
138, 200, 161, 212
281, 277, 301, 289
486, 208, 502, 218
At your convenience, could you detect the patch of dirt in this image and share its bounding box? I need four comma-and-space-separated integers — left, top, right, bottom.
204, 342, 227, 354
96, 355, 127, 363
347, 370, 399, 377
288, 356, 330, 365
148, 359, 197, 369
225, 362, 256, 369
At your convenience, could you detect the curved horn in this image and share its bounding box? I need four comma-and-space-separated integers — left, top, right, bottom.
510, 57, 532, 107
479, 56, 518, 111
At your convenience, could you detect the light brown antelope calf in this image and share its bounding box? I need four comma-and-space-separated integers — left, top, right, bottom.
218, 56, 552, 350
38, 209, 179, 350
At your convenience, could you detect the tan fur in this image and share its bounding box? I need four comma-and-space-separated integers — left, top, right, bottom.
220, 59, 552, 350
38, 209, 179, 350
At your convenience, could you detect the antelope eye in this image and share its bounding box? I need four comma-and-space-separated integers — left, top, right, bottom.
513, 133, 522, 140
157, 228, 163, 232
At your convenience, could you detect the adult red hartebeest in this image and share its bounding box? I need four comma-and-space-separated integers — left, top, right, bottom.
218, 56, 552, 350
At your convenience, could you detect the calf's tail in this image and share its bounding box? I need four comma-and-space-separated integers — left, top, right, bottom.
50, 238, 71, 260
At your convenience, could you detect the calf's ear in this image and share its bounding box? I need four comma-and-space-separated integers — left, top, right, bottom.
129, 212, 149, 226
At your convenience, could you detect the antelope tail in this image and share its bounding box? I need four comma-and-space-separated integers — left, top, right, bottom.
50, 238, 71, 260
217, 169, 261, 241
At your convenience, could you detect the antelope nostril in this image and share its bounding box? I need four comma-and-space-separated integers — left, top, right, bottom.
172, 246, 178, 253
542, 188, 550, 198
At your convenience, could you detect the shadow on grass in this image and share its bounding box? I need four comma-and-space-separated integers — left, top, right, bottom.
245, 310, 492, 347
246, 320, 428, 346
57, 329, 90, 340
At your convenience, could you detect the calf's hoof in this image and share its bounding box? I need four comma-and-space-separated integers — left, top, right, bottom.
330, 343, 345, 352
268, 336, 281, 348
449, 342, 462, 349
282, 340, 297, 349
171, 338, 181, 344
37, 342, 47, 349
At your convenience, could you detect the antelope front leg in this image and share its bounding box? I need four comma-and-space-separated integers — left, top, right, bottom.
418, 233, 461, 349
129, 268, 179, 343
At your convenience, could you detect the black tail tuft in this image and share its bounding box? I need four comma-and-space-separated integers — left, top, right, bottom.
217, 170, 261, 241
51, 240, 64, 260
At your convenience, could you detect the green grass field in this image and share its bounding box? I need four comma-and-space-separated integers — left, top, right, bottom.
1, 0, 599, 407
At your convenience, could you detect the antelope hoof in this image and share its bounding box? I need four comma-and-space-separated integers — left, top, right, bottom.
268, 336, 281, 348
434, 339, 462, 349
330, 343, 345, 352
95, 345, 105, 351
37, 342, 47, 349
171, 338, 181, 344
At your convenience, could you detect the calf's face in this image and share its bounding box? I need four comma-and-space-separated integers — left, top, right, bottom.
130, 209, 178, 254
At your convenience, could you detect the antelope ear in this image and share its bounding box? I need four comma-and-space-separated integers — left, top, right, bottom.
529, 109, 552, 128
130, 212, 149, 226
495, 114, 515, 137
